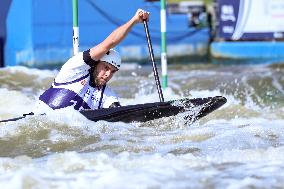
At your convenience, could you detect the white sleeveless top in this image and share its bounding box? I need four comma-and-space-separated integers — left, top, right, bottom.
39, 51, 119, 111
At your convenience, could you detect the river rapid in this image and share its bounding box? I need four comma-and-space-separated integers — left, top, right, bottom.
0, 62, 284, 189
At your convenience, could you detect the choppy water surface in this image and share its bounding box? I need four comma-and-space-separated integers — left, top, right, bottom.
0, 62, 284, 188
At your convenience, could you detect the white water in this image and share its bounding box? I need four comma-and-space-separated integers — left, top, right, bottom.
0, 64, 284, 188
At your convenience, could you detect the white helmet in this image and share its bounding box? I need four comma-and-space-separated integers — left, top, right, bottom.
100, 49, 121, 70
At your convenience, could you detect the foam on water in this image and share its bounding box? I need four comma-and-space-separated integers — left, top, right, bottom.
1, 64, 284, 188
0, 145, 283, 189
0, 88, 35, 119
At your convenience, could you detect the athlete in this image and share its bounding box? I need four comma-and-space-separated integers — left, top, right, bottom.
38, 9, 149, 111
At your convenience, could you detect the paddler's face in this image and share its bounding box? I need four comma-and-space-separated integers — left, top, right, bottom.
93, 61, 118, 87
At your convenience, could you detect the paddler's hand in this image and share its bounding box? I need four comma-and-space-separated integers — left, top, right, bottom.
133, 9, 150, 24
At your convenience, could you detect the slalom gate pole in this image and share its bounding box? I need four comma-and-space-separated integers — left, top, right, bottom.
160, 0, 168, 89
72, 0, 79, 55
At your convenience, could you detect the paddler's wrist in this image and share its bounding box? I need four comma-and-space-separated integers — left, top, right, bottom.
130, 16, 139, 25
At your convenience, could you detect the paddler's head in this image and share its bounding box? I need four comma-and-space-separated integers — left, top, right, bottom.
92, 49, 121, 87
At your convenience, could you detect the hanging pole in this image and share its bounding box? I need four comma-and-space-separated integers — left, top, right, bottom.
143, 20, 164, 102
72, 0, 79, 55
160, 0, 168, 88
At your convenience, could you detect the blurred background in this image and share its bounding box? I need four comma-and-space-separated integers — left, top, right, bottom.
1, 0, 284, 68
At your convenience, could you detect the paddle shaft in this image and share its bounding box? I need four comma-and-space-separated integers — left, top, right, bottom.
143, 20, 164, 102
0, 112, 34, 123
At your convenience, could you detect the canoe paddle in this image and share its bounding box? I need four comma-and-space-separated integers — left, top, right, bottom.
143, 20, 164, 102
0, 112, 34, 123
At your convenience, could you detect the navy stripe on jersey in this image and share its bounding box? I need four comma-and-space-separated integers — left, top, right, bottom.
53, 74, 89, 86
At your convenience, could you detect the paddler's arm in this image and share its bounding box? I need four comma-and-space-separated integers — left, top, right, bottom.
89, 9, 150, 62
